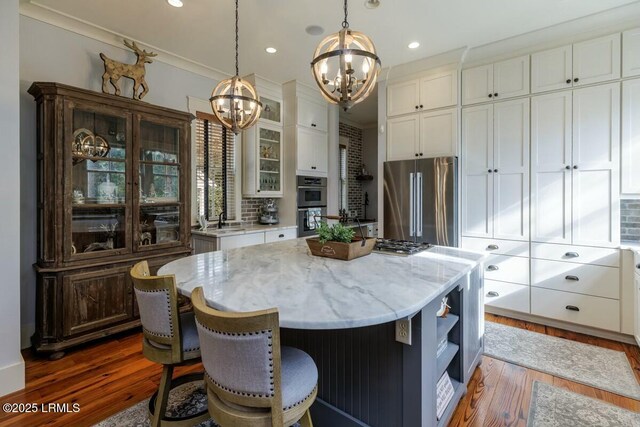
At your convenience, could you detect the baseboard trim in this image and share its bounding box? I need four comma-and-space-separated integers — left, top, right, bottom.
0, 358, 25, 397
486, 307, 637, 345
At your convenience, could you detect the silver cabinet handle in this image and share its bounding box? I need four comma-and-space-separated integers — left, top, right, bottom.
409, 173, 415, 237
565, 275, 579, 281
487, 265, 499, 271
487, 291, 500, 297
487, 244, 499, 250
565, 305, 580, 312
564, 252, 579, 258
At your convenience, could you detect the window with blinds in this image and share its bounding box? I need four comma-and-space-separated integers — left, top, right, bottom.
339, 144, 348, 211
195, 112, 236, 221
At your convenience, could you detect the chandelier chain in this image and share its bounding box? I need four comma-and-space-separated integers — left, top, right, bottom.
342, 0, 349, 28
235, 0, 239, 76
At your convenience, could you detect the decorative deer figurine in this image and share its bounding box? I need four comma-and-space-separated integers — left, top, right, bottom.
100, 40, 157, 100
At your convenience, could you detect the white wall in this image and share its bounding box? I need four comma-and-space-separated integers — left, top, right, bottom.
19, 16, 220, 348
0, 0, 26, 396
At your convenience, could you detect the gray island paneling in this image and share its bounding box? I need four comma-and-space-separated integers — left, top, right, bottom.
160, 239, 486, 427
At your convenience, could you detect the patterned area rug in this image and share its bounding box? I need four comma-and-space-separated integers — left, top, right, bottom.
93, 381, 216, 427
484, 322, 640, 400
528, 381, 640, 426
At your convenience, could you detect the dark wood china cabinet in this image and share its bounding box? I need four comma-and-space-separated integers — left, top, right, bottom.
29, 82, 193, 355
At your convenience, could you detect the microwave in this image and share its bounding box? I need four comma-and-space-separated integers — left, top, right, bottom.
297, 176, 327, 208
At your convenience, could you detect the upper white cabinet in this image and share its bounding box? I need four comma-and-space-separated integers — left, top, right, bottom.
462, 55, 530, 105
296, 126, 328, 176
531, 83, 620, 247
297, 97, 328, 132
531, 34, 621, 94
387, 108, 457, 161
621, 78, 640, 195
461, 98, 530, 241
243, 124, 283, 197
623, 27, 640, 78
387, 69, 457, 117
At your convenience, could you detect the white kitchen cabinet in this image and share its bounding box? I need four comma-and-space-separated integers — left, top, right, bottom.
572, 34, 621, 86
264, 228, 297, 243
530, 91, 572, 244
297, 97, 328, 132
531, 84, 620, 248
386, 69, 457, 117
387, 108, 457, 161
387, 115, 419, 161
243, 123, 283, 197
461, 99, 529, 241
622, 78, 640, 195
635, 262, 640, 346
531, 45, 573, 94
484, 280, 530, 313
571, 83, 620, 247
531, 34, 621, 93
296, 126, 328, 176
462, 56, 529, 105
623, 28, 640, 78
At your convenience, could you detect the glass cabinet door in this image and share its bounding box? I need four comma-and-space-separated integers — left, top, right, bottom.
136, 116, 184, 249
259, 96, 282, 124
67, 103, 131, 259
258, 126, 282, 193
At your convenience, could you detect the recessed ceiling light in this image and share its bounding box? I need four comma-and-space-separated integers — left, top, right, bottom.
305, 25, 325, 36
167, 0, 183, 7
408, 41, 420, 49
265, 47, 277, 54
364, 0, 380, 9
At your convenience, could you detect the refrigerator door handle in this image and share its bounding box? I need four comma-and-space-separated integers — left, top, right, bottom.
409, 172, 415, 237
416, 172, 423, 237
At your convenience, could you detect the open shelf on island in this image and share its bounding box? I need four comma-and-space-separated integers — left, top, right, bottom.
436, 342, 459, 380
437, 379, 464, 427
436, 314, 459, 343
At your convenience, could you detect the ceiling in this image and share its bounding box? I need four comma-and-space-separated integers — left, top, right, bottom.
26, 0, 640, 125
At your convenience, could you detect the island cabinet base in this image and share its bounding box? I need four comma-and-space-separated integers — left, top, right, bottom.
281, 267, 483, 427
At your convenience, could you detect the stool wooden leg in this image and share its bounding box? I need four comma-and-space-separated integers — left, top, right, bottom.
152, 365, 174, 427
299, 409, 313, 427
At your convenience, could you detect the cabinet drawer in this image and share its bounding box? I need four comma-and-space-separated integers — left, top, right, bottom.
531, 287, 620, 332
485, 280, 529, 313
218, 233, 265, 250
484, 255, 529, 285
265, 229, 297, 243
461, 237, 529, 257
531, 243, 619, 267
531, 259, 619, 299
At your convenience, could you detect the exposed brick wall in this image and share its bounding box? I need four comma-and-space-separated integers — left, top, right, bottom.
241, 198, 267, 224
621, 199, 640, 241
339, 123, 364, 218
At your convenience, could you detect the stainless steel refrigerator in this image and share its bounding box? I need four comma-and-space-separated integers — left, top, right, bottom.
383, 156, 458, 246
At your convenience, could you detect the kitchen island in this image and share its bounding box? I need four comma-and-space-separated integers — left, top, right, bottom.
160, 239, 485, 426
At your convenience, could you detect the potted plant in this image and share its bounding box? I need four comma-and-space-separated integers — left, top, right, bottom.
306, 220, 376, 261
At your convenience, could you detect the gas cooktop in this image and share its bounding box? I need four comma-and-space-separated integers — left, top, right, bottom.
373, 239, 433, 256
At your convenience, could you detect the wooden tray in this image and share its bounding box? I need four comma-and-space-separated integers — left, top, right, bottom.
306, 236, 376, 261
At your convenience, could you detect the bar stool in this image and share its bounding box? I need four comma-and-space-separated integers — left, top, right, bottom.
191, 286, 318, 427
130, 261, 210, 427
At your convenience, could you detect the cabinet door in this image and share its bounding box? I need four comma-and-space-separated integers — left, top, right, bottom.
493, 56, 530, 100
531, 92, 572, 244
623, 28, 640, 78
572, 83, 620, 247
622, 79, 640, 195
297, 97, 327, 132
63, 266, 133, 337
462, 64, 493, 105
297, 127, 327, 177
418, 108, 457, 157
256, 125, 283, 196
387, 115, 419, 161
493, 99, 529, 241
419, 70, 457, 110
531, 45, 573, 94
573, 34, 621, 86
387, 79, 420, 117
635, 274, 640, 347
461, 105, 493, 238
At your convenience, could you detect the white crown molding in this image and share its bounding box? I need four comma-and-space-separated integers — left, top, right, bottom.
20, 0, 230, 82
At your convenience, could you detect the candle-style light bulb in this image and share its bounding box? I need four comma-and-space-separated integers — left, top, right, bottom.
362, 60, 370, 80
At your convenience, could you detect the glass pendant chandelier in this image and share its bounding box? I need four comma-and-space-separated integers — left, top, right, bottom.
210, 0, 262, 134
311, 0, 381, 111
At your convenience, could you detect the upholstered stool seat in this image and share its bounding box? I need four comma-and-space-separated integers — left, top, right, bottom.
131, 261, 209, 427
280, 347, 318, 411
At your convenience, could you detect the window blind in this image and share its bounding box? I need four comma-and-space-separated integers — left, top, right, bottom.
339, 145, 348, 211
195, 114, 236, 220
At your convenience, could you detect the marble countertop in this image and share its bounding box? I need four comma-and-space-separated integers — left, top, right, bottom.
159, 238, 486, 330
192, 224, 297, 238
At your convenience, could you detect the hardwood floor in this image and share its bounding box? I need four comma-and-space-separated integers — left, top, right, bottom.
0, 313, 638, 427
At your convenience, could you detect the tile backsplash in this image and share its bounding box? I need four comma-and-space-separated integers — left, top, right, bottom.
621, 199, 640, 241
